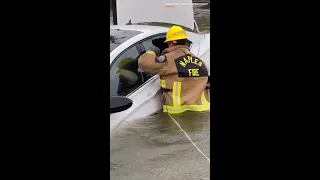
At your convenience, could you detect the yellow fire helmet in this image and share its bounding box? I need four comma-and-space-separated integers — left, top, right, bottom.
164, 25, 188, 43
117, 57, 134, 69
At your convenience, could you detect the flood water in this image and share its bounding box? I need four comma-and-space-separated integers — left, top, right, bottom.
110, 111, 210, 180
110, 4, 211, 180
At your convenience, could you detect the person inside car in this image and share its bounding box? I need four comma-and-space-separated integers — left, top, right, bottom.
116, 45, 160, 96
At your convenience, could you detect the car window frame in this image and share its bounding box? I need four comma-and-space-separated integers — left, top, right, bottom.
111, 33, 168, 69
110, 44, 142, 97
138, 33, 167, 52
121, 34, 168, 97
110, 44, 141, 69
110, 32, 190, 97
110, 37, 160, 97
139, 33, 193, 52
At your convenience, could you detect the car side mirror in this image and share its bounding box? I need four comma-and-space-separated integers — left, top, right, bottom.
110, 96, 133, 113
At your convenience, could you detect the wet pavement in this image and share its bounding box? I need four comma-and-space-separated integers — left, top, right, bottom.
194, 5, 210, 31
110, 111, 210, 180
110, 4, 210, 31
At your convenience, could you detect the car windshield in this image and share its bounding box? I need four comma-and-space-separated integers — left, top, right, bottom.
110, 29, 142, 52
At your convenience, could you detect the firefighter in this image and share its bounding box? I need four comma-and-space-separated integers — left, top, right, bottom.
138, 25, 210, 114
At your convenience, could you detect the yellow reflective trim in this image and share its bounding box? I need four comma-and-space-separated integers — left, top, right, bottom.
163, 103, 210, 114
172, 81, 181, 107
160, 79, 166, 88
146, 51, 156, 55
164, 104, 210, 110
177, 82, 181, 106
172, 82, 177, 106
201, 92, 209, 105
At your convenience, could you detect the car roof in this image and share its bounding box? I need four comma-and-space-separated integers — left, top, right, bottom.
110, 25, 169, 34
110, 25, 169, 55
109, 25, 200, 64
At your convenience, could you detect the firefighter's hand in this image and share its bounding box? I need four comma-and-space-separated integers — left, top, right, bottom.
155, 55, 167, 63
147, 46, 160, 56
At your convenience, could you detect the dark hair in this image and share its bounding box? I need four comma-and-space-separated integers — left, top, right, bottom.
174, 39, 187, 45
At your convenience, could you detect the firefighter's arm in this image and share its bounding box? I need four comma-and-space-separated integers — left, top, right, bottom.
138, 51, 166, 74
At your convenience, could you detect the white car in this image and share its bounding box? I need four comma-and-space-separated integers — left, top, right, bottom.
110, 0, 210, 132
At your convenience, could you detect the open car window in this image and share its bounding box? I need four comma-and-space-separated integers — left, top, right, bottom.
110, 29, 142, 52
141, 34, 167, 53
110, 45, 140, 97
141, 34, 193, 54
110, 43, 154, 97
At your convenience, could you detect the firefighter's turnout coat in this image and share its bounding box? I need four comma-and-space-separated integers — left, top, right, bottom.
138, 45, 210, 114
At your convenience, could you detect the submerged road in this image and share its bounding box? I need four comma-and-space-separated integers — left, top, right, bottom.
110, 111, 210, 180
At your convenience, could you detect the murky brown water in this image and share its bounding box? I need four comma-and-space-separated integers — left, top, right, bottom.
110, 4, 210, 180
110, 111, 210, 180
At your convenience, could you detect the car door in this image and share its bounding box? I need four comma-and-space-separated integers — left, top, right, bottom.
110, 38, 162, 131
110, 33, 199, 131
